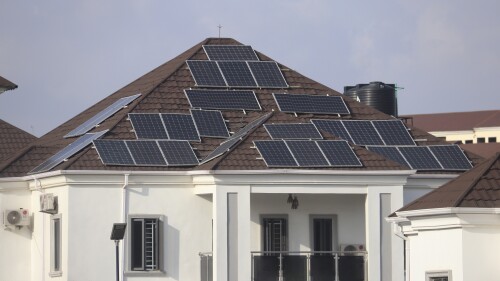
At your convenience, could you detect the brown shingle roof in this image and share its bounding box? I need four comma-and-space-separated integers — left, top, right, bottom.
397, 152, 500, 212
460, 143, 500, 159
0, 38, 474, 177
404, 110, 500, 132
0, 76, 18, 92
0, 119, 37, 164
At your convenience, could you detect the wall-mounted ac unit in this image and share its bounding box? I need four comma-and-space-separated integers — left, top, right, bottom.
340, 244, 365, 252
3, 209, 30, 227
40, 193, 58, 214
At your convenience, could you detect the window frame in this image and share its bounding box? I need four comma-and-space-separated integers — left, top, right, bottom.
126, 214, 165, 276
309, 214, 338, 254
426, 270, 452, 281
261, 214, 289, 253
49, 214, 63, 277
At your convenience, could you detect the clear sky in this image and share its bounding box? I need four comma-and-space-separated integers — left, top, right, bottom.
1, 0, 499, 137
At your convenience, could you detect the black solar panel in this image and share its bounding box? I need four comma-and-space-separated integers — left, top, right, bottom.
342, 121, 384, 145
217, 61, 257, 87
254, 140, 298, 167
273, 93, 350, 115
186, 60, 226, 87
185, 89, 261, 111
161, 114, 200, 141
201, 137, 241, 164
285, 140, 329, 167
264, 123, 323, 140
367, 146, 410, 168
125, 140, 166, 166
93, 140, 135, 165
157, 140, 199, 166
398, 146, 442, 170
129, 113, 168, 139
191, 109, 229, 138
65, 94, 141, 138
429, 145, 472, 170
203, 45, 259, 61
30, 130, 108, 174
230, 112, 272, 140
248, 61, 288, 88
372, 120, 415, 145
316, 140, 362, 167
311, 120, 353, 143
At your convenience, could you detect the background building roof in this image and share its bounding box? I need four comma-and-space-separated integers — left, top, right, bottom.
405, 110, 500, 132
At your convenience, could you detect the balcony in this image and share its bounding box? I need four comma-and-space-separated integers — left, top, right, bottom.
200, 251, 367, 281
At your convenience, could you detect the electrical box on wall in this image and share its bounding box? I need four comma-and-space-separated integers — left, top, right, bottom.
40, 193, 58, 214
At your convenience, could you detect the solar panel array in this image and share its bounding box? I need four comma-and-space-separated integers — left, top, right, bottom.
94, 139, 199, 166
201, 112, 272, 164
273, 93, 350, 115
203, 45, 259, 61
187, 60, 288, 88
367, 145, 472, 171
162, 114, 200, 141
254, 140, 362, 167
190, 109, 230, 138
65, 94, 141, 138
312, 119, 415, 146
264, 123, 323, 140
30, 130, 108, 174
185, 89, 261, 111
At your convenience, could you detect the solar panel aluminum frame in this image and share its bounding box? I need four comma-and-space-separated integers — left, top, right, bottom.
366, 145, 412, 169
190, 109, 230, 138
397, 146, 444, 171
186, 60, 228, 88
202, 45, 259, 61
428, 145, 473, 171
339, 120, 385, 146
272, 93, 351, 115
284, 140, 330, 167
217, 61, 258, 88
371, 120, 416, 146
264, 123, 323, 140
93, 139, 136, 166
184, 89, 262, 111
247, 61, 289, 89
157, 140, 199, 166
315, 140, 363, 167
125, 140, 168, 166
311, 119, 354, 143
161, 113, 201, 142
253, 140, 299, 168
64, 94, 141, 138
128, 113, 169, 140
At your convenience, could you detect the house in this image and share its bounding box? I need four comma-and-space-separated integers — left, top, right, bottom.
0, 38, 482, 281
389, 152, 500, 281
405, 110, 500, 158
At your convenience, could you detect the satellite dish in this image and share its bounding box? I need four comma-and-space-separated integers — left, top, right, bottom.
7, 210, 21, 225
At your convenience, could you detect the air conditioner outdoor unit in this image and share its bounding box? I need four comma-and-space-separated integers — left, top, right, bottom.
340, 244, 365, 253
3, 209, 30, 227
40, 193, 58, 214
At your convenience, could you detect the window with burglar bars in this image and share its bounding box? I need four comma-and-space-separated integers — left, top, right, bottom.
130, 217, 161, 271
263, 217, 288, 253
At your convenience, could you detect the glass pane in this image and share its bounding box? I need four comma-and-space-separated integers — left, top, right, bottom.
53, 219, 61, 271
131, 219, 144, 270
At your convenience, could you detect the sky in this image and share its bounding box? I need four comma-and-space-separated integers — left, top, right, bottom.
1, 1, 499, 137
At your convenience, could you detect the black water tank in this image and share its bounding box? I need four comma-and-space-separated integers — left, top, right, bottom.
344, 81, 398, 116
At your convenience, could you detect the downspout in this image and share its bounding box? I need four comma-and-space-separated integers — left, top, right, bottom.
392, 223, 409, 281
32, 176, 45, 281
120, 174, 130, 281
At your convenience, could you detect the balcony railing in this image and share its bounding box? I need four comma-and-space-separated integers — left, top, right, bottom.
251, 251, 367, 281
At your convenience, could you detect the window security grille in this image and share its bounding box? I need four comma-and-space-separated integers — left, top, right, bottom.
263, 218, 287, 252
131, 218, 160, 271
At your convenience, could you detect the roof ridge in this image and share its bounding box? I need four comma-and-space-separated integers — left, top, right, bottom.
451, 152, 500, 207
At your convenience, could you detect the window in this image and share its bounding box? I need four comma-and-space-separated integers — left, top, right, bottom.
477, 137, 485, 143
129, 216, 162, 272
262, 217, 288, 253
310, 215, 338, 255
426, 270, 451, 281
488, 137, 497, 143
50, 214, 62, 277
464, 140, 473, 144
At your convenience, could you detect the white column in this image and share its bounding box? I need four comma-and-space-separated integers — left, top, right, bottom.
213, 189, 228, 281
365, 188, 382, 281
237, 186, 251, 281
390, 186, 405, 281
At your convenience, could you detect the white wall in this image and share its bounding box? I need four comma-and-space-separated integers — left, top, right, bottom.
462, 226, 500, 281
0, 188, 31, 281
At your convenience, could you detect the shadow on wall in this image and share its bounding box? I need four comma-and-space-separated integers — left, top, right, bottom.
166, 221, 180, 280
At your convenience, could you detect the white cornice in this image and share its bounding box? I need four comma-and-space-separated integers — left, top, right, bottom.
396, 207, 500, 218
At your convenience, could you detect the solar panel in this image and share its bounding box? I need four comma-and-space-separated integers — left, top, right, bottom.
191, 109, 229, 138
203, 45, 259, 61
161, 114, 200, 141
93, 140, 135, 165
254, 140, 298, 167
248, 61, 288, 88
186, 60, 227, 87
366, 146, 410, 168
341, 121, 384, 145
30, 130, 108, 174
125, 140, 167, 166
273, 93, 350, 115
200, 137, 241, 164
157, 140, 199, 166
264, 123, 323, 140
311, 120, 353, 143
429, 145, 472, 170
316, 140, 362, 167
129, 113, 168, 139
217, 61, 257, 87
285, 140, 329, 166
398, 146, 442, 170
372, 120, 415, 145
185, 89, 261, 111
229, 112, 273, 140
64, 94, 141, 138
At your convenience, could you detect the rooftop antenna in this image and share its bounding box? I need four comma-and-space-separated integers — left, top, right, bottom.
218, 24, 223, 38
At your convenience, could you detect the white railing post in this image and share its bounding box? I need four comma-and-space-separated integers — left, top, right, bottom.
334, 253, 339, 281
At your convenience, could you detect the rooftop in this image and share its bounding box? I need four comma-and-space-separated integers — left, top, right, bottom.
405, 110, 500, 132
